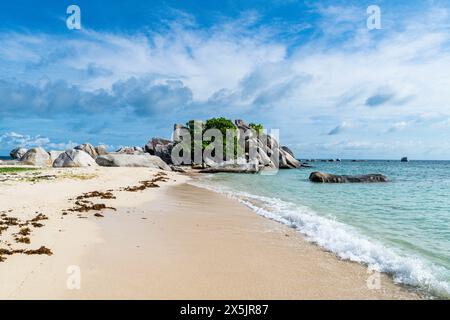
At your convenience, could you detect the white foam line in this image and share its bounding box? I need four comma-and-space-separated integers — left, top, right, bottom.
190, 179, 450, 298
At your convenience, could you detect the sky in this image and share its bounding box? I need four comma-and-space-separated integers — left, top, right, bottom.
1, 0, 450, 159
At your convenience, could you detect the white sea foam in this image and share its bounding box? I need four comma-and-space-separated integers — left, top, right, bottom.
190, 179, 450, 298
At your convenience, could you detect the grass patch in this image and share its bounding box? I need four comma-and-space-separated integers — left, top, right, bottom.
60, 173, 98, 180
0, 167, 37, 174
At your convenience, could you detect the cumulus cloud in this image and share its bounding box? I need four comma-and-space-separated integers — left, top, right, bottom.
0, 77, 193, 117
0, 132, 78, 151
0, 132, 50, 148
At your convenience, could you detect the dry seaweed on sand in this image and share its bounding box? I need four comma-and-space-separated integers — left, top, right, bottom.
76, 191, 116, 200
0, 248, 26, 262
17, 227, 31, 236
31, 222, 44, 228
1, 217, 19, 226
94, 213, 104, 218
123, 181, 159, 192
67, 200, 116, 213
27, 213, 48, 223
122, 172, 170, 192
0, 226, 8, 235
24, 246, 53, 256
123, 176, 169, 192
15, 237, 31, 244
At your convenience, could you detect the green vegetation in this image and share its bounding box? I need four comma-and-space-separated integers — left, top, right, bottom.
204, 117, 236, 134
185, 117, 243, 161
0, 167, 37, 174
249, 123, 264, 133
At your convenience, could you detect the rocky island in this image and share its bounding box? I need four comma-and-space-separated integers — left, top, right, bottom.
3, 118, 303, 173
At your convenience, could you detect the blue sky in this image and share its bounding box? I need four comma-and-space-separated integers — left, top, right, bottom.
1, 0, 450, 159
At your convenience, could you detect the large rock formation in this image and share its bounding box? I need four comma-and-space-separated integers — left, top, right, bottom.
234, 119, 301, 170
53, 149, 98, 168
10, 147, 28, 160
281, 146, 295, 158
19, 147, 52, 167
168, 119, 302, 172
279, 148, 302, 169
96, 153, 171, 171
144, 138, 173, 164
309, 172, 388, 183
74, 143, 98, 159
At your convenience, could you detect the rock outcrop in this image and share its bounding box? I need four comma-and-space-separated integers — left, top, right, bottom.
53, 150, 98, 168
19, 147, 52, 167
279, 148, 302, 169
168, 119, 302, 172
309, 172, 388, 183
74, 144, 98, 159
199, 163, 260, 174
116, 147, 144, 154
10, 147, 28, 160
48, 151, 64, 164
144, 138, 173, 164
95, 145, 109, 156
96, 153, 171, 171
232, 120, 302, 169
281, 146, 295, 158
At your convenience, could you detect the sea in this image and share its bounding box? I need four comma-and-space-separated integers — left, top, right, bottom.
193, 160, 450, 298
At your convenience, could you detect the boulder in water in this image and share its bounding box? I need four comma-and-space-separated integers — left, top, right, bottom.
309, 171, 388, 183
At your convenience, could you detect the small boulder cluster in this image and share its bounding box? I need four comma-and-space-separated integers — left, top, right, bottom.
9, 143, 172, 171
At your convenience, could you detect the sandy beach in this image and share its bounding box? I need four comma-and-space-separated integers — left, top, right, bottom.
0, 167, 419, 299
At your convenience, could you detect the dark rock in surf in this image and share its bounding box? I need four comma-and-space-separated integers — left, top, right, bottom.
309, 171, 388, 183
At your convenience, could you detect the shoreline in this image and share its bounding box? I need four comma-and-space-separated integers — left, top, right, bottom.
0, 168, 420, 299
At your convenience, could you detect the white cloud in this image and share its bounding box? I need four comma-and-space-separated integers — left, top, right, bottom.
387, 121, 409, 133
0, 132, 77, 151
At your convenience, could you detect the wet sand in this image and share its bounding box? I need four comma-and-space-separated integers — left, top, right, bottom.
65, 184, 419, 299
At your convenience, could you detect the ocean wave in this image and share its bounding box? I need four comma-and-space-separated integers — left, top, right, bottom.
190, 179, 450, 298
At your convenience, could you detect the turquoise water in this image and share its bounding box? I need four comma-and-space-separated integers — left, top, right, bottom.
194, 161, 450, 298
